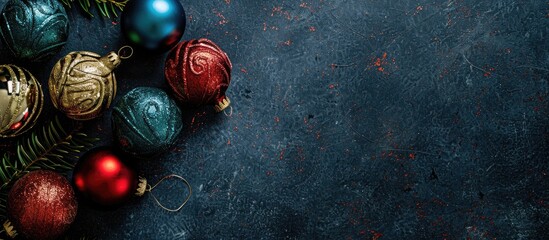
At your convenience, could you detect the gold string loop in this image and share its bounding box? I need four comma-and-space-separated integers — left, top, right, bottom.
136, 175, 192, 212
223, 105, 233, 117
118, 45, 134, 59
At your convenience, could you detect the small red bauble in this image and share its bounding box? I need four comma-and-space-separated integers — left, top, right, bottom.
7, 170, 77, 240
165, 38, 233, 112
73, 147, 137, 206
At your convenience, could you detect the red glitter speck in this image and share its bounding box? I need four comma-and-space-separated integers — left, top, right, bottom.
271, 6, 282, 16
373, 52, 390, 73
119, 137, 129, 147
309, 26, 316, 32
371, 230, 383, 240
279, 148, 285, 160
241, 68, 248, 74
299, 2, 314, 12
483, 66, 495, 77
409, 153, 416, 159
213, 9, 228, 25
274, 116, 280, 123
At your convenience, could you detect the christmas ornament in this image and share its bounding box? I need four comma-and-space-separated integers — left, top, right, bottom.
122, 0, 186, 52
49, 46, 133, 120
5, 170, 77, 240
73, 147, 137, 206
73, 147, 192, 211
112, 87, 183, 156
0, 65, 43, 138
0, 0, 69, 61
0, 117, 97, 223
165, 38, 233, 112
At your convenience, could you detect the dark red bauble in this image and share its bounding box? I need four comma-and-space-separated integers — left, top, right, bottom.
7, 170, 77, 240
165, 38, 233, 112
73, 147, 137, 206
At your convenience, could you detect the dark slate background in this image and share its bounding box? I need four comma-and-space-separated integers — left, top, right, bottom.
1, 0, 549, 239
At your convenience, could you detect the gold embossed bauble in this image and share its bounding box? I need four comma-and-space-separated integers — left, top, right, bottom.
48, 47, 133, 120
0, 65, 43, 138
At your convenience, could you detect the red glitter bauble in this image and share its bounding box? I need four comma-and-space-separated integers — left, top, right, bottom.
165, 38, 232, 112
7, 170, 77, 240
73, 147, 137, 206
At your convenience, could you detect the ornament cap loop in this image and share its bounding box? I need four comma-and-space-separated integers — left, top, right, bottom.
118, 46, 134, 59
215, 96, 231, 113
3, 220, 18, 238
137, 174, 192, 212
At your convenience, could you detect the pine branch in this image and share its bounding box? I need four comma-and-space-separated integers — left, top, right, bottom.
0, 117, 99, 219
60, 0, 129, 18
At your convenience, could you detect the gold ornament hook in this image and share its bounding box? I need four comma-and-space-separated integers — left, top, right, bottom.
118, 45, 134, 59
135, 175, 192, 212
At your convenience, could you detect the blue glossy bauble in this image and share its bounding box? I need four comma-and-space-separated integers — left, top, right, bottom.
0, 0, 69, 61
112, 87, 183, 157
121, 0, 186, 52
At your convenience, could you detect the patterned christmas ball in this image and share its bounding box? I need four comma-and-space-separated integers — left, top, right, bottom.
0, 0, 69, 61
165, 38, 232, 112
7, 170, 78, 240
0, 65, 43, 138
112, 87, 183, 156
49, 50, 122, 120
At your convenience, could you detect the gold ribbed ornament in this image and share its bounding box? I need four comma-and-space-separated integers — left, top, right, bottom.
0, 65, 43, 138
48, 46, 132, 120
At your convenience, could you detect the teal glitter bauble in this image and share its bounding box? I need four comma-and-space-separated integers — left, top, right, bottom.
112, 87, 183, 157
0, 0, 69, 61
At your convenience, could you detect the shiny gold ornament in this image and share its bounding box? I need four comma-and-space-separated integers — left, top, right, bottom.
48, 46, 133, 120
0, 65, 43, 138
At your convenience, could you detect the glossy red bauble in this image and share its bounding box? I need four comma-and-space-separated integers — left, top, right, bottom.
73, 147, 137, 206
165, 38, 232, 112
7, 170, 77, 240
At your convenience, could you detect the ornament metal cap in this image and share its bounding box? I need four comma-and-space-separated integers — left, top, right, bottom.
135, 177, 148, 197
3, 220, 18, 238
214, 96, 231, 113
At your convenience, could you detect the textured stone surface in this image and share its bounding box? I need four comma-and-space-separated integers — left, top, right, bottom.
0, 0, 548, 239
